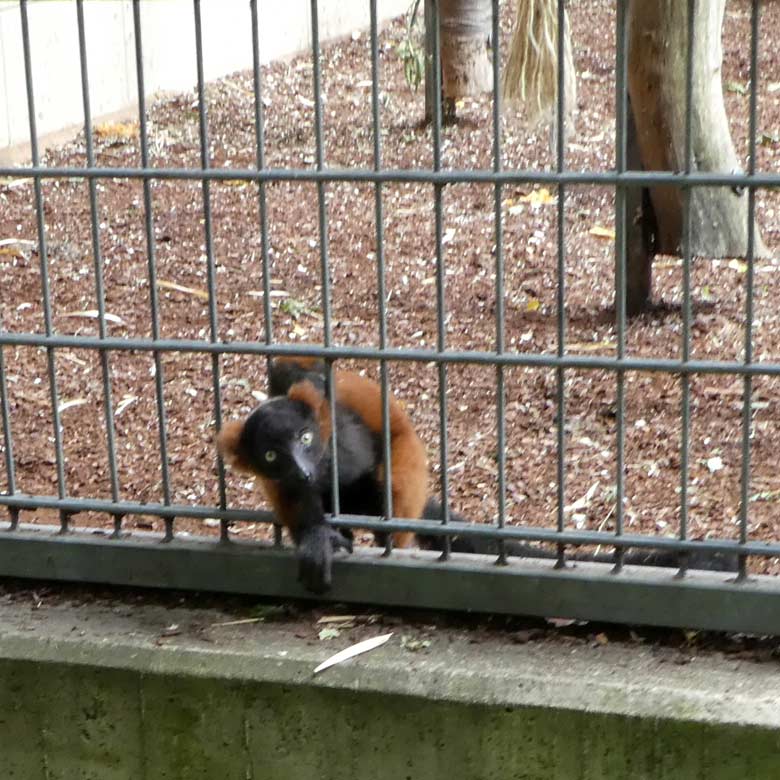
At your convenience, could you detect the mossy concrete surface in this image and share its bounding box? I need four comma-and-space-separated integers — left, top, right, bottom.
0, 596, 778, 780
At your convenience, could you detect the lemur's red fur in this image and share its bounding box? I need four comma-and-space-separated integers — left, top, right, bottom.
218, 357, 428, 548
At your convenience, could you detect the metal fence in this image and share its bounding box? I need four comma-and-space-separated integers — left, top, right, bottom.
1, 0, 780, 635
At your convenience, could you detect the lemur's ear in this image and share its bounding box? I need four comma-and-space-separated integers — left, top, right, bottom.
287, 379, 332, 441
216, 419, 251, 471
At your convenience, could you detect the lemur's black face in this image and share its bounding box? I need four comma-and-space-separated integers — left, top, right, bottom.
239, 398, 324, 486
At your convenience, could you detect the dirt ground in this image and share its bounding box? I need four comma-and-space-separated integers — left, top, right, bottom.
1, 1, 779, 571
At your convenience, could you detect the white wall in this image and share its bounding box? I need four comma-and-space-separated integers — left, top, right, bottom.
0, 0, 408, 160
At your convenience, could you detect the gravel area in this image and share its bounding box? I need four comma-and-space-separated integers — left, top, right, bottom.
1, 1, 779, 571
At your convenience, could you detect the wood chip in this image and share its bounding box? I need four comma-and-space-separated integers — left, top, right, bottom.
115, 395, 138, 417
0, 179, 33, 190
156, 280, 210, 300
246, 289, 288, 298
313, 632, 393, 675
589, 225, 616, 240
60, 352, 88, 367
94, 121, 138, 139
211, 617, 263, 628
317, 615, 358, 624
62, 309, 125, 325
567, 341, 616, 352
0, 238, 35, 248
58, 398, 88, 414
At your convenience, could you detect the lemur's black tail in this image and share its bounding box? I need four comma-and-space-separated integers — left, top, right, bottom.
417, 498, 738, 573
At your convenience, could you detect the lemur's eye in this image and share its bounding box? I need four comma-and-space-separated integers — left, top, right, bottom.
300, 430, 314, 447
264, 450, 277, 463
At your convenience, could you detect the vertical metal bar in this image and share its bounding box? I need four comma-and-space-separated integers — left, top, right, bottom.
76, 0, 121, 505
491, 0, 506, 565
19, 0, 68, 514
679, 0, 696, 575
431, 0, 451, 558
250, 0, 274, 353
132, 0, 172, 510
369, 0, 395, 551
0, 243, 14, 522
613, 0, 629, 572
0, 216, 13, 510
738, 0, 761, 581
309, 0, 340, 517
0, 348, 16, 497
424, 0, 435, 123
249, 0, 277, 554
193, 0, 227, 541
554, 0, 567, 568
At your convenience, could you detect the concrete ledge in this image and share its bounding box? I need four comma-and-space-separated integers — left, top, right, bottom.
0, 595, 778, 779
3, 524, 780, 635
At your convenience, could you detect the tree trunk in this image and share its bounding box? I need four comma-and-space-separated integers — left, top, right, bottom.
625, 0, 769, 312
625, 99, 657, 316
425, 0, 492, 123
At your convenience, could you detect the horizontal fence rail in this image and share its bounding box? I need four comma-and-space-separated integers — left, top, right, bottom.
4, 507, 780, 560
6, 334, 780, 376
1, 0, 778, 634
1, 165, 779, 188
4, 523, 780, 636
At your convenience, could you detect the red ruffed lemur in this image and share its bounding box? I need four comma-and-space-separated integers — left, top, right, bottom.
218, 357, 737, 593
218, 357, 432, 592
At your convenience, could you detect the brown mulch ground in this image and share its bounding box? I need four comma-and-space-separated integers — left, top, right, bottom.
1, 1, 779, 571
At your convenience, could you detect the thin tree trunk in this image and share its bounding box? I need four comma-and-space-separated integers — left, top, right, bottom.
425, 0, 492, 123
625, 98, 657, 316
626, 0, 768, 263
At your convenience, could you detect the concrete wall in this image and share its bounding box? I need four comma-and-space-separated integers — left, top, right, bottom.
0, 0, 408, 160
5, 657, 780, 780
1, 595, 779, 780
